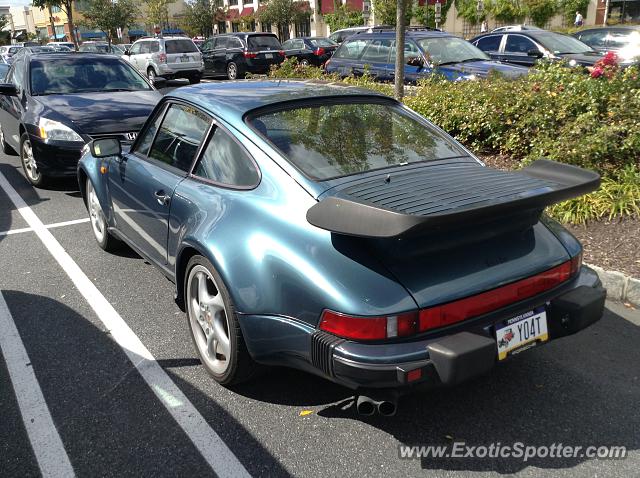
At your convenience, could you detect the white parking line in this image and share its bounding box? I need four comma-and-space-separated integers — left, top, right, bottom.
0, 292, 75, 478
0, 218, 90, 237
0, 171, 250, 478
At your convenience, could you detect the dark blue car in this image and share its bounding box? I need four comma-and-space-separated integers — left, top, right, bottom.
79, 81, 605, 416
325, 28, 528, 82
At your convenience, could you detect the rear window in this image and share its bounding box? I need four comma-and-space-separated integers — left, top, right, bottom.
333, 39, 367, 60
247, 35, 281, 50
248, 101, 467, 180
165, 40, 199, 54
309, 38, 338, 47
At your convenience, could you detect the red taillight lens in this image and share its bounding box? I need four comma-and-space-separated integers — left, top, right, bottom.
243, 51, 257, 59
159, 53, 167, 63
419, 260, 575, 332
320, 310, 387, 340
570, 251, 582, 276
314, 47, 325, 56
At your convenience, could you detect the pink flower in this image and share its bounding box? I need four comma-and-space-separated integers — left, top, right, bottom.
591, 66, 604, 78
601, 51, 618, 67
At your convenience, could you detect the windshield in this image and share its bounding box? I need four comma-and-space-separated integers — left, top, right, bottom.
165, 40, 199, 53
30, 57, 152, 95
249, 101, 468, 180
248, 35, 282, 50
535, 32, 593, 54
418, 37, 489, 65
31, 47, 55, 53
310, 38, 338, 47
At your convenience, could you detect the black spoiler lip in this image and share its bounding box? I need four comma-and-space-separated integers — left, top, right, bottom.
306, 159, 600, 238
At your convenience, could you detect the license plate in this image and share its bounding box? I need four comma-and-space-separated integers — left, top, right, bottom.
495, 307, 548, 360
265, 53, 273, 59
181, 55, 189, 62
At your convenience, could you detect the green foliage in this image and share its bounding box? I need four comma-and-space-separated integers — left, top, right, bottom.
144, 0, 174, 27
522, 0, 558, 27
371, 0, 413, 26
267, 60, 640, 223
454, 0, 486, 24
256, 0, 310, 29
324, 4, 364, 31
413, 0, 453, 28
81, 0, 139, 44
0, 14, 8, 32
487, 0, 525, 23
558, 0, 590, 25
181, 0, 218, 37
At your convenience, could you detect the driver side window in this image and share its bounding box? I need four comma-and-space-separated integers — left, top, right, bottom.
129, 42, 142, 55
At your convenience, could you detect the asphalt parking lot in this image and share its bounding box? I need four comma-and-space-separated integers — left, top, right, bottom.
1, 147, 639, 477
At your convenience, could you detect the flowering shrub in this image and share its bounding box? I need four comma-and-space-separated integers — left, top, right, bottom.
590, 51, 619, 79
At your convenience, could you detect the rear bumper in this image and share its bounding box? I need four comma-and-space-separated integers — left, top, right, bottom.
158, 64, 204, 78
30, 135, 84, 177
324, 267, 605, 390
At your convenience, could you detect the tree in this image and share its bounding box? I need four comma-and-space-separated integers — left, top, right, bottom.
0, 15, 8, 33
32, 0, 80, 49
394, 0, 406, 100
256, 0, 310, 41
81, 0, 139, 47
181, 0, 219, 37
372, 0, 412, 26
522, 0, 558, 27
558, 0, 589, 25
487, 0, 526, 23
454, 0, 486, 24
413, 0, 453, 28
144, 0, 174, 28
323, 4, 364, 31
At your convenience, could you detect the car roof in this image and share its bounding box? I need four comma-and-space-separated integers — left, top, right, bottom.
27, 52, 123, 61
168, 80, 391, 125
349, 29, 454, 39
577, 25, 640, 32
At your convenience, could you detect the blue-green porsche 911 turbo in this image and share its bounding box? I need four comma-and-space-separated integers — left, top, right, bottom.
78, 80, 606, 416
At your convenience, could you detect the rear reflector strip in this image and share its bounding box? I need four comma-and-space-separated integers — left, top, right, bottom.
320, 256, 580, 341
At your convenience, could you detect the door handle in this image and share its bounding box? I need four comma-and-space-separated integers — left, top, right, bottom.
154, 190, 170, 205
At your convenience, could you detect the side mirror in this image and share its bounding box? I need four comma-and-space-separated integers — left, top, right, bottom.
124, 49, 131, 55
90, 138, 121, 158
406, 57, 424, 68
527, 49, 544, 58
152, 76, 167, 89
0, 83, 18, 96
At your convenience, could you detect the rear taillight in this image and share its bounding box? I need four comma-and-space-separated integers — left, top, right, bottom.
159, 53, 167, 63
314, 47, 325, 56
320, 258, 579, 341
319, 310, 418, 341
243, 51, 257, 58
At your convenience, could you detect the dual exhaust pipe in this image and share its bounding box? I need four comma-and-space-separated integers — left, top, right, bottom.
356, 391, 398, 417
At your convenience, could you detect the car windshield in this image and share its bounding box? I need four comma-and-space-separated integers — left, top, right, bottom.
165, 40, 199, 53
534, 32, 593, 54
417, 37, 489, 65
309, 38, 338, 47
30, 47, 55, 53
248, 35, 282, 50
30, 57, 151, 95
249, 101, 468, 180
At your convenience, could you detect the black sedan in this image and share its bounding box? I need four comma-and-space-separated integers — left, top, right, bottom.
281, 37, 339, 66
0, 52, 162, 187
471, 30, 602, 68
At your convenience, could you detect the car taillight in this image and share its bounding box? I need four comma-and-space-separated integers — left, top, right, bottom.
159, 53, 167, 63
243, 51, 257, 58
320, 258, 579, 341
314, 47, 325, 56
319, 310, 418, 340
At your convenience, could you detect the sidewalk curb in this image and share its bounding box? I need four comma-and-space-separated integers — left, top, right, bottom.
586, 263, 640, 307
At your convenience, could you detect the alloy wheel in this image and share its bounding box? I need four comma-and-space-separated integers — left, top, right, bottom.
227, 63, 237, 80
187, 265, 232, 374
21, 139, 40, 183
87, 179, 106, 244
148, 68, 156, 82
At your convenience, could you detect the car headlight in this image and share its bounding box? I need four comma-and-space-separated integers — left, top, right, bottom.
568, 59, 578, 67
38, 118, 83, 142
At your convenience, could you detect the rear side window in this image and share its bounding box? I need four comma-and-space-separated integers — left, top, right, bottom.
310, 38, 337, 47
249, 101, 467, 180
139, 42, 151, 54
150, 41, 160, 53
165, 40, 199, 54
193, 127, 259, 187
214, 37, 228, 49
475, 35, 502, 52
248, 35, 281, 49
361, 39, 392, 63
333, 39, 367, 60
148, 104, 211, 172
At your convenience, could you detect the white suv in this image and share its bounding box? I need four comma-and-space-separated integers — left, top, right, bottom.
124, 36, 204, 84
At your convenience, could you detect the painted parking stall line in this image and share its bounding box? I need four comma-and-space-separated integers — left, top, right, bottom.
0, 171, 250, 478
0, 292, 75, 478
0, 217, 90, 237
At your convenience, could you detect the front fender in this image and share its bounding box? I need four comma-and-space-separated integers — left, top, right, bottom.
77, 152, 111, 223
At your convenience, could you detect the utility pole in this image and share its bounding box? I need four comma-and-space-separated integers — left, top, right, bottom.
394, 0, 406, 100
603, 0, 610, 25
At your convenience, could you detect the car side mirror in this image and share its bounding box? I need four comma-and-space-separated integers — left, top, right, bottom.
124, 49, 131, 55
152, 76, 167, 89
527, 49, 544, 58
91, 138, 121, 158
406, 57, 424, 68
0, 83, 18, 96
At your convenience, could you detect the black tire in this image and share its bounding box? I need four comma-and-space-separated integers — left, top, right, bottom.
226, 61, 244, 80
185, 255, 255, 385
86, 177, 120, 252
0, 124, 16, 155
188, 75, 201, 84
20, 133, 47, 187
147, 67, 157, 83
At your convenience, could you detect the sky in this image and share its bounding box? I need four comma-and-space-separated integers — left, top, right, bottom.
2, 0, 32, 7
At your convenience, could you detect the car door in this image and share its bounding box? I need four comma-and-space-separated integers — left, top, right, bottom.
501, 34, 540, 67
473, 34, 504, 61
0, 57, 26, 149
108, 102, 212, 269
358, 39, 392, 80
386, 40, 424, 83
201, 38, 215, 73
212, 36, 229, 74
127, 42, 143, 70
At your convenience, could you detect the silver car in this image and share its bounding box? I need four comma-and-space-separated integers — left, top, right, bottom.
124, 36, 204, 84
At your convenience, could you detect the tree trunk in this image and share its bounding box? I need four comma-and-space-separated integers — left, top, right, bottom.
394, 0, 406, 100
63, 0, 79, 50
47, 4, 56, 43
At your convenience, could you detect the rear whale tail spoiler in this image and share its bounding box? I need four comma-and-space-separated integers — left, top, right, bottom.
306, 160, 600, 238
